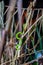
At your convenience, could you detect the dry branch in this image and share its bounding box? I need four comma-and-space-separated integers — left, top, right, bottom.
0, 0, 17, 61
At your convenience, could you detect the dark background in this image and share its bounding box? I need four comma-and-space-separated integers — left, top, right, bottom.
4, 0, 43, 8
3, 0, 43, 23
